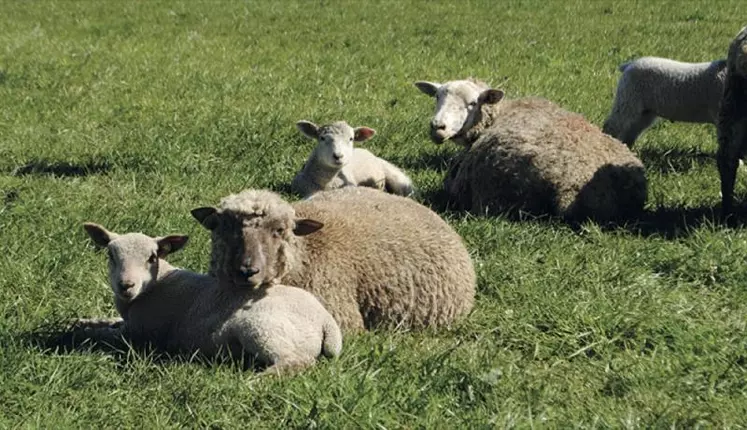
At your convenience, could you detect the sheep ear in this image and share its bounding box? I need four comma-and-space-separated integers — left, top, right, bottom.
478, 89, 505, 105
156, 235, 189, 258
293, 218, 324, 236
354, 127, 376, 142
296, 120, 320, 139
191, 207, 219, 230
414, 81, 441, 97
83, 222, 118, 248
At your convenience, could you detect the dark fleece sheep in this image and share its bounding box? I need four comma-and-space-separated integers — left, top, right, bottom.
717, 26, 747, 218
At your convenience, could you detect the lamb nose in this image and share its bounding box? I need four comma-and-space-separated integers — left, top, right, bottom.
432, 122, 446, 130
333, 153, 343, 160
119, 281, 135, 291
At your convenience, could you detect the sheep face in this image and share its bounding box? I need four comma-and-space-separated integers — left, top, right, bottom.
729, 26, 747, 77
414, 79, 489, 145
83, 223, 188, 302
191, 206, 324, 289
297, 120, 376, 169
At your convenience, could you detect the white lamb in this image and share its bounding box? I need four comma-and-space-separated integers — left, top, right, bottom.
602, 57, 727, 146
82, 222, 342, 374
291, 120, 414, 198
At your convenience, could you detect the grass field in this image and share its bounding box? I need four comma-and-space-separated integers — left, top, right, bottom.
1, 0, 746, 427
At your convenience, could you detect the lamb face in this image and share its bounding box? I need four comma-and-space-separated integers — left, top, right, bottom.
297, 120, 376, 170
83, 223, 188, 302
414, 79, 488, 144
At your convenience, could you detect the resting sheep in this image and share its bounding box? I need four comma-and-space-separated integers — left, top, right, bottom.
292, 120, 414, 198
191, 187, 475, 332
82, 222, 342, 374
415, 79, 647, 222
602, 57, 727, 146
717, 26, 747, 217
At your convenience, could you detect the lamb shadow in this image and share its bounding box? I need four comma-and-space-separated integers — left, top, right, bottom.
637, 147, 714, 174
24, 318, 271, 373
12, 159, 112, 178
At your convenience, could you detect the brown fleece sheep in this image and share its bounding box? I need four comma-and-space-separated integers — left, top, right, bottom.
444, 91, 647, 222
191, 187, 476, 332
717, 26, 747, 218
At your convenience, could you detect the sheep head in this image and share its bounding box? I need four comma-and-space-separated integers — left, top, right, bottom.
191, 190, 324, 289
727, 26, 747, 77
83, 223, 188, 303
414, 78, 490, 146
297, 120, 376, 170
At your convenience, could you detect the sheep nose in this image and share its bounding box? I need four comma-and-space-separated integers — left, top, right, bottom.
431, 121, 446, 131
119, 281, 135, 291
239, 266, 260, 278
333, 153, 343, 160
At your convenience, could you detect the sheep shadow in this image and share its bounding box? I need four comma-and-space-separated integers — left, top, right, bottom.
637, 147, 714, 174
23, 319, 268, 373
11, 159, 112, 178
386, 148, 458, 173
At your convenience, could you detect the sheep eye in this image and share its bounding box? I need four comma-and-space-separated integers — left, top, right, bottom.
107, 249, 114, 261
147, 253, 157, 264
273, 228, 285, 238
468, 101, 477, 108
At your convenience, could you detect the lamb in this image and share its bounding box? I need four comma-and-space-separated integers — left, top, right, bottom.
82, 222, 342, 374
602, 57, 727, 146
190, 186, 476, 332
291, 120, 414, 198
717, 26, 747, 218
416, 79, 647, 222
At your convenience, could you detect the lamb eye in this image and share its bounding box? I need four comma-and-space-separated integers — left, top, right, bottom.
274, 228, 285, 237
468, 101, 477, 108
147, 253, 157, 264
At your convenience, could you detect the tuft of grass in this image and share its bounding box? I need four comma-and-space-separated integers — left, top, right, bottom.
0, 0, 745, 427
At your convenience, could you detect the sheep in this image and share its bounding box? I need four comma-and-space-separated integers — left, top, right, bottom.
291, 120, 414, 198
416, 79, 647, 222
190, 186, 476, 332
602, 57, 727, 146
82, 222, 342, 374
717, 26, 747, 218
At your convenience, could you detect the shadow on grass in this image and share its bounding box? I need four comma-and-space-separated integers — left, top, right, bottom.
386, 149, 457, 173
12, 159, 113, 178
22, 318, 268, 373
637, 147, 714, 174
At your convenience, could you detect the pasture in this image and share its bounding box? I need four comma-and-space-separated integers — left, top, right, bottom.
0, 0, 745, 427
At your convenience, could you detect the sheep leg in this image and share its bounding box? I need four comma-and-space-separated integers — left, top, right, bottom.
717, 138, 741, 219
617, 111, 656, 146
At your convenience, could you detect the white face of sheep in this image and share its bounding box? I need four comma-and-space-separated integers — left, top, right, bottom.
414, 80, 487, 144
296, 120, 376, 169
83, 223, 188, 303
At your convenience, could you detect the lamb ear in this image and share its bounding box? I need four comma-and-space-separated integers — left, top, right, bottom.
156, 235, 189, 258
191, 207, 219, 230
354, 127, 376, 142
293, 218, 324, 236
83, 222, 118, 248
414, 81, 441, 97
478, 89, 505, 105
296, 120, 320, 139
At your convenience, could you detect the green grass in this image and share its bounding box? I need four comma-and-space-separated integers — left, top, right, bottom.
1, 0, 746, 427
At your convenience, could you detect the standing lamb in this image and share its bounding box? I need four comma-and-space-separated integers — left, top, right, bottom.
82, 222, 342, 374
190, 187, 476, 332
717, 26, 747, 217
602, 57, 727, 146
292, 120, 414, 198
415, 79, 647, 222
